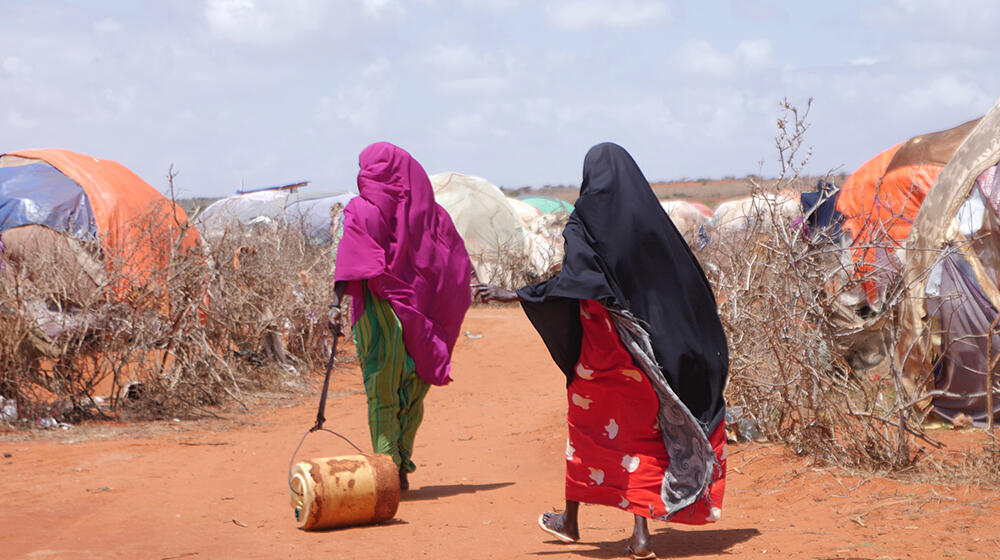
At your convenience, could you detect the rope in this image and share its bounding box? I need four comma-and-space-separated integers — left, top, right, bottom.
285, 307, 368, 493
287, 427, 367, 493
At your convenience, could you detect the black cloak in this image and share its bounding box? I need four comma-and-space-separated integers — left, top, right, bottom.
517, 142, 729, 433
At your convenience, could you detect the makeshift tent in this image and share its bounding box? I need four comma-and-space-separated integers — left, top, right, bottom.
689, 201, 714, 217
799, 179, 844, 242
897, 100, 1000, 427
430, 172, 526, 285
521, 214, 567, 281
836, 118, 980, 302
0, 148, 199, 288
660, 199, 708, 247
520, 196, 574, 214
196, 188, 355, 243
708, 193, 801, 235
0, 148, 200, 354
507, 197, 543, 225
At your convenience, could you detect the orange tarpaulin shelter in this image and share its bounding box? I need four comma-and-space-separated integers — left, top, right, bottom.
836, 119, 980, 301
2, 148, 200, 294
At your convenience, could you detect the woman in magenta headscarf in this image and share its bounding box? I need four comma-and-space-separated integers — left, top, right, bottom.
332, 142, 472, 489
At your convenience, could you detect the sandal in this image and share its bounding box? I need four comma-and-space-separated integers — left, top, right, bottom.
537, 512, 578, 543
624, 543, 656, 559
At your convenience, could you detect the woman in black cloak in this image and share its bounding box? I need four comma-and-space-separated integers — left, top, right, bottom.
475, 143, 729, 559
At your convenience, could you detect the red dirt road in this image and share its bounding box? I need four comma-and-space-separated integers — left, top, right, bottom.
2, 306, 999, 559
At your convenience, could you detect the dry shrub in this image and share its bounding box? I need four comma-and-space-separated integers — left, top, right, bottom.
700, 98, 991, 479
468, 218, 568, 289
0, 181, 340, 425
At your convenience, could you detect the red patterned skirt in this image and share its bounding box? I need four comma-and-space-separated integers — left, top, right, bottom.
565, 299, 726, 523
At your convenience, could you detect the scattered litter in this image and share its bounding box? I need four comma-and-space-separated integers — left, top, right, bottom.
0, 396, 17, 423
37, 418, 73, 430
464, 331, 483, 339
160, 552, 199, 560
231, 518, 248, 527
725, 406, 763, 442
122, 382, 145, 402
3, 453, 11, 458
86, 487, 112, 493
951, 412, 974, 430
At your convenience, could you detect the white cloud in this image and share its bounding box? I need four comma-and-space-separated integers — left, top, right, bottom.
316, 85, 385, 131
547, 0, 671, 29
360, 57, 392, 79
673, 40, 730, 75
850, 56, 880, 66
897, 41, 991, 71
204, 0, 327, 46
862, 0, 1000, 44
898, 75, 991, 114
205, 0, 268, 39
441, 75, 508, 95
3, 1, 999, 197
460, 0, 520, 10
734, 39, 774, 67
7, 107, 37, 129
445, 112, 489, 138
362, 0, 404, 17
2, 56, 27, 75
424, 44, 479, 72
93, 17, 122, 34
672, 38, 775, 77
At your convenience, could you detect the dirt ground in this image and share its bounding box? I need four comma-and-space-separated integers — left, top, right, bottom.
3, 306, 1000, 559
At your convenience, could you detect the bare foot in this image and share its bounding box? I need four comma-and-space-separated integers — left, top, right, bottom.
624, 541, 655, 559
398, 470, 409, 491
537, 511, 579, 542
625, 515, 654, 559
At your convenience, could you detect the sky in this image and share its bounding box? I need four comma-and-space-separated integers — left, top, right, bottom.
2, 0, 999, 198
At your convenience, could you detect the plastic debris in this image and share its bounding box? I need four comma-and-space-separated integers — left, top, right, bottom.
725, 406, 764, 442
0, 396, 17, 423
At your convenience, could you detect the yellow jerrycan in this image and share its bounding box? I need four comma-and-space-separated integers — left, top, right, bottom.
288, 312, 400, 530
289, 452, 400, 530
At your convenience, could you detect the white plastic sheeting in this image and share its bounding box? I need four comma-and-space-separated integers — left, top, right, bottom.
507, 197, 543, 225
430, 172, 526, 285
506, 196, 565, 279
660, 199, 709, 246
196, 189, 356, 243
709, 193, 802, 234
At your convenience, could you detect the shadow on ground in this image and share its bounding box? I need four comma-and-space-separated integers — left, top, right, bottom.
402, 481, 515, 501
532, 527, 760, 558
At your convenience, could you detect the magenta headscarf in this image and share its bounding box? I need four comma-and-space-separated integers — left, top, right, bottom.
334, 142, 472, 386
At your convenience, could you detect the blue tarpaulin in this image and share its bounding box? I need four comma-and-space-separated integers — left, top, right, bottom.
800, 180, 843, 241
0, 162, 98, 242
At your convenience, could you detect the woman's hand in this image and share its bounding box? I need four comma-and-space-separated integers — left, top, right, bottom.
472, 283, 520, 303
327, 304, 344, 336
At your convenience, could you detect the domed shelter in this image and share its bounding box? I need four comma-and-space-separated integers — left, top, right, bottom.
507, 197, 543, 225
836, 118, 980, 302
519, 195, 574, 215
0, 148, 200, 291
660, 199, 709, 247
0, 148, 200, 352
429, 172, 526, 286
196, 186, 356, 244
898, 99, 1000, 427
